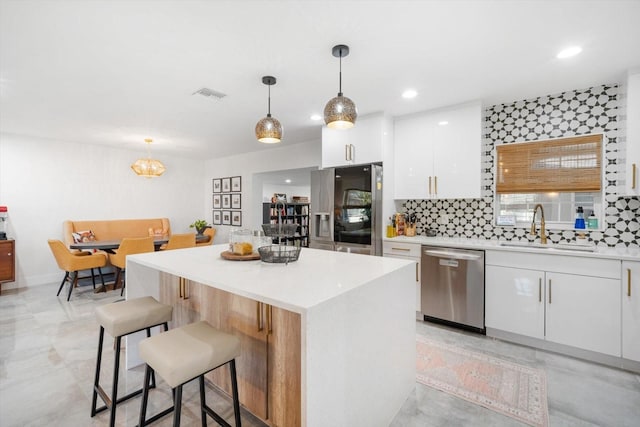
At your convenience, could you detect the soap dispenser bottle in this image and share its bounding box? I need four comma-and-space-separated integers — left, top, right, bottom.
587, 211, 598, 229
574, 206, 586, 229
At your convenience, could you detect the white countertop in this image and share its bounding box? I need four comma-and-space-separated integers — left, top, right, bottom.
384, 235, 640, 261
127, 244, 414, 313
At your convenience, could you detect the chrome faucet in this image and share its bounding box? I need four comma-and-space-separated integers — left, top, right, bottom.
530, 204, 547, 244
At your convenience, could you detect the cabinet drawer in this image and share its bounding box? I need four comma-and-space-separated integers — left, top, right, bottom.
485, 250, 620, 279
383, 241, 421, 257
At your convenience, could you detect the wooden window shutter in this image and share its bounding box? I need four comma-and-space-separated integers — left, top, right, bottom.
496, 134, 602, 194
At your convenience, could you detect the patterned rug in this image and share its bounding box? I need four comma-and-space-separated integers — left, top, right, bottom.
416, 335, 549, 427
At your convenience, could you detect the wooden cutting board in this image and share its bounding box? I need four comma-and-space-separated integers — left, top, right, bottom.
220, 250, 261, 261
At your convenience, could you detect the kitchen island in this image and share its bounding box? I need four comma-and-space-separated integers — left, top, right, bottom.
125, 244, 416, 427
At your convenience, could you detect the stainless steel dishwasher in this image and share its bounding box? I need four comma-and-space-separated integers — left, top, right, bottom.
421, 246, 485, 333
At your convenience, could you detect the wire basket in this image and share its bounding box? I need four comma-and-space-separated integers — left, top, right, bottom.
261, 223, 298, 238
258, 245, 301, 264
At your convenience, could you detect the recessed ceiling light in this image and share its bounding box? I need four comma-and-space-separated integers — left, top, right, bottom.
557, 46, 582, 59
310, 114, 322, 121
438, 121, 449, 126
402, 89, 418, 99
285, 179, 292, 183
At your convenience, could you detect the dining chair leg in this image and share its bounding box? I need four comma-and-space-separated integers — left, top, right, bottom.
120, 271, 126, 297
67, 271, 79, 301
98, 267, 106, 288
56, 272, 69, 296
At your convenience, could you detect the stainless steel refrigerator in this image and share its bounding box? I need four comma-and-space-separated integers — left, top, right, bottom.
309, 164, 383, 256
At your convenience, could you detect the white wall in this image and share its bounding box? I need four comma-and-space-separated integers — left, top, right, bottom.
205, 140, 321, 243
0, 133, 205, 288
261, 184, 310, 202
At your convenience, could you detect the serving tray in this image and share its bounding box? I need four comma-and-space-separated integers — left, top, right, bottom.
220, 250, 260, 261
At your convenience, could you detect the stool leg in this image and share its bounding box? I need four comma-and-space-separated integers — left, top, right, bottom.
56, 272, 69, 296
138, 364, 152, 427
109, 336, 122, 427
98, 267, 106, 288
91, 326, 105, 417
173, 385, 183, 427
91, 268, 97, 289
199, 375, 207, 427
230, 360, 242, 427
146, 328, 157, 388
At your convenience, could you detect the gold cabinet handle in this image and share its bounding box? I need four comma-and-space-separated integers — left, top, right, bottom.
633, 163, 637, 190
434, 176, 438, 196
184, 280, 189, 300
628, 268, 632, 297
538, 278, 542, 302
179, 277, 184, 299
350, 144, 355, 161
267, 304, 273, 334
257, 302, 264, 332
345, 144, 350, 161
548, 279, 552, 304
391, 247, 410, 252
416, 262, 419, 282
428, 176, 432, 196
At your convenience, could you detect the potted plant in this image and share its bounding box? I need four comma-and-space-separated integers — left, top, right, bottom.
189, 219, 210, 236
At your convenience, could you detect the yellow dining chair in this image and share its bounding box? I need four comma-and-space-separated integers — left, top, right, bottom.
160, 233, 196, 251
109, 236, 154, 296
195, 227, 216, 247
48, 239, 108, 301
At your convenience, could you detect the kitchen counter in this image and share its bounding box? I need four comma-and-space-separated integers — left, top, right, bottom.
125, 244, 416, 427
384, 235, 640, 261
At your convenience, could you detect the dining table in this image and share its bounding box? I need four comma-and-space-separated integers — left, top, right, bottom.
69, 235, 209, 293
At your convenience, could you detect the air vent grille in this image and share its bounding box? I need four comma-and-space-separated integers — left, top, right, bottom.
193, 87, 227, 100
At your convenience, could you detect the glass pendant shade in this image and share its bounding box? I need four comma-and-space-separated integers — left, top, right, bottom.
255, 114, 283, 143
131, 138, 166, 178
256, 76, 282, 143
324, 44, 357, 129
324, 94, 357, 129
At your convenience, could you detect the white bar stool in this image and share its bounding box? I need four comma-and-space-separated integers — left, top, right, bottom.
91, 296, 173, 427
137, 320, 242, 427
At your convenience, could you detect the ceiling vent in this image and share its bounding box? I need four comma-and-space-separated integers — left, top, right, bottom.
192, 87, 227, 100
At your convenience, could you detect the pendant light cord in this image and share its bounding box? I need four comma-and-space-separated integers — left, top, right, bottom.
267, 84, 272, 117
338, 48, 343, 96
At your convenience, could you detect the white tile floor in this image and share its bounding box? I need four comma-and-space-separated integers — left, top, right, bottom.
1, 281, 639, 426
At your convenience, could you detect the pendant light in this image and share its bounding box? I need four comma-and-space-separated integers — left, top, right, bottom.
324, 44, 357, 129
131, 138, 166, 178
255, 76, 283, 143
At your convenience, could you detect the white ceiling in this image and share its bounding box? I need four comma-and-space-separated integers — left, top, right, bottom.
2, 0, 640, 159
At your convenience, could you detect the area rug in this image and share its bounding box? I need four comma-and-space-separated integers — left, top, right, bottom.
416, 335, 549, 427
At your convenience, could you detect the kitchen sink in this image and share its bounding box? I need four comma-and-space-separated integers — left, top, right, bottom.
498, 241, 596, 252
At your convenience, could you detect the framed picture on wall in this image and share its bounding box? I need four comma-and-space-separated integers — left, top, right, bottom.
222, 177, 231, 192
222, 193, 231, 209
231, 211, 242, 226
231, 193, 241, 209
213, 178, 221, 193
222, 211, 231, 225
213, 194, 221, 209
231, 176, 241, 192
212, 210, 222, 225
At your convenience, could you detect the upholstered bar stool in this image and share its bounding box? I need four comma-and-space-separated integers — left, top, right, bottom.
138, 320, 242, 427
91, 296, 173, 427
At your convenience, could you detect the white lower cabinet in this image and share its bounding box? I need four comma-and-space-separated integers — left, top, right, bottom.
383, 241, 421, 312
485, 251, 621, 357
622, 261, 640, 362
485, 265, 545, 339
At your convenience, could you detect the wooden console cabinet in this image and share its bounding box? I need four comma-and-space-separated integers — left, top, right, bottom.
0, 240, 15, 292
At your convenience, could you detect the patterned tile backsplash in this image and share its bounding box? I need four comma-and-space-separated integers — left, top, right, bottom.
401, 84, 640, 248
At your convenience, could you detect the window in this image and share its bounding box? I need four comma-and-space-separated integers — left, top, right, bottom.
495, 134, 603, 229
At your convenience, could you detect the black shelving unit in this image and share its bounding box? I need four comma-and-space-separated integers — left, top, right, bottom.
262, 202, 309, 247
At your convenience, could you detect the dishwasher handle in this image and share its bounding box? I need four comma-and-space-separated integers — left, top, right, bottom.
423, 249, 483, 261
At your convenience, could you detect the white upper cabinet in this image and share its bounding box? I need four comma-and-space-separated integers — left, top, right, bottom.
321, 113, 390, 168
393, 101, 482, 199
625, 72, 640, 195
